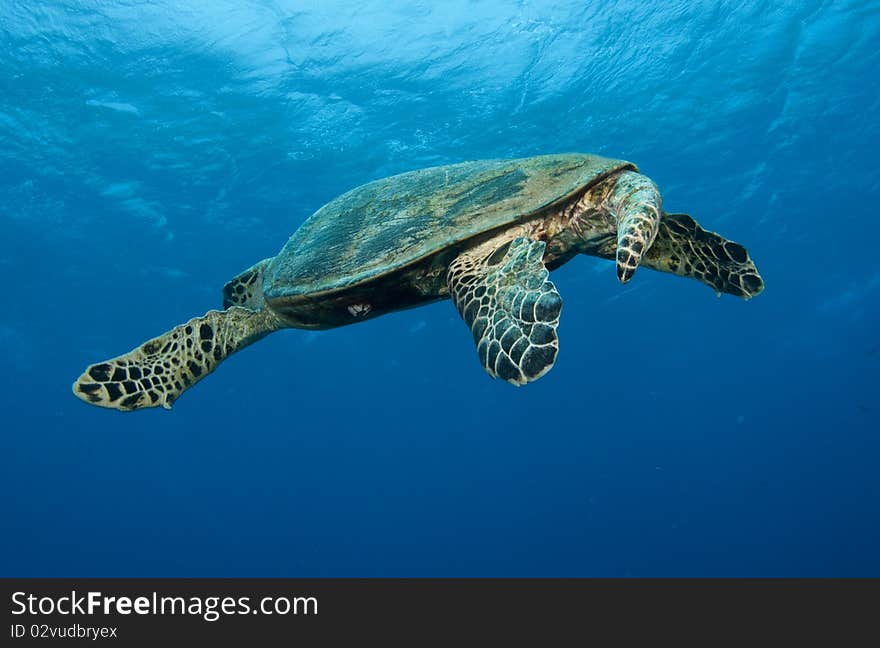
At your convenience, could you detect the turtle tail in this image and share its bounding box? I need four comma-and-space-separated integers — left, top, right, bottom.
642, 213, 764, 298
72, 306, 284, 411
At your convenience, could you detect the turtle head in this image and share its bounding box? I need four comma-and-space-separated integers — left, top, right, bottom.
604, 171, 662, 284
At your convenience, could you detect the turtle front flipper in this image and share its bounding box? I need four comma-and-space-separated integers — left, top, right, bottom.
448, 237, 562, 385
72, 306, 284, 411
640, 213, 764, 298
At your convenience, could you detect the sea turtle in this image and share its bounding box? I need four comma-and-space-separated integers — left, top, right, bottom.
73, 153, 764, 412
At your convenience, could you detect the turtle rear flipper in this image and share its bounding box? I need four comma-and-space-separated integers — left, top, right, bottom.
448, 237, 562, 385
643, 213, 764, 298
222, 258, 272, 310
72, 307, 283, 411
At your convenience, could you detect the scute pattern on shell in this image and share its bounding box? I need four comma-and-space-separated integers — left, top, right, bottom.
264, 153, 634, 301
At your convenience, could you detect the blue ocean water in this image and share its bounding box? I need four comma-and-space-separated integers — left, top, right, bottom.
1, 1, 878, 577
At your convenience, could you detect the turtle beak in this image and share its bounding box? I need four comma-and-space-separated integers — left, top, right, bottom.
616, 216, 656, 284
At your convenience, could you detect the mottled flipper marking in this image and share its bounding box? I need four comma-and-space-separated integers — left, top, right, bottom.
72, 307, 282, 411
448, 237, 562, 385
222, 258, 272, 310
643, 213, 764, 298
606, 171, 663, 284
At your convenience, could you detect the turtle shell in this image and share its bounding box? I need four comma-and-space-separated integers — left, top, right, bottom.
263, 153, 635, 300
